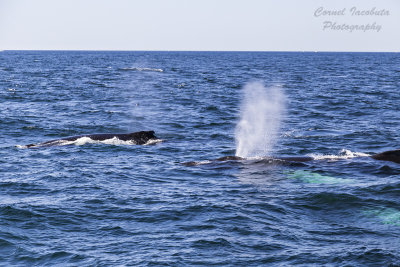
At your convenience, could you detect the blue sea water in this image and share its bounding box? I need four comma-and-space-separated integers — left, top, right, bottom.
1, 51, 400, 266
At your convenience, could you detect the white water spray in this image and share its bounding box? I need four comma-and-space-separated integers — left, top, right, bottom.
235, 82, 285, 158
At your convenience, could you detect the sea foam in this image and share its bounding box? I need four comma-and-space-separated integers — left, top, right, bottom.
308, 149, 371, 160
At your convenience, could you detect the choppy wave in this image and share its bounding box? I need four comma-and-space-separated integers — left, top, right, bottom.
3, 51, 400, 266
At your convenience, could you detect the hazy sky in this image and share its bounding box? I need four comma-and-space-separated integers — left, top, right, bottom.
0, 0, 399, 51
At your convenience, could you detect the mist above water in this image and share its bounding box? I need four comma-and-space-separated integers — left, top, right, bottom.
235, 82, 285, 158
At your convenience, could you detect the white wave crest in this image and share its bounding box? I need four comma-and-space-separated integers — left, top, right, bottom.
308, 149, 370, 160
143, 139, 164, 145
120, 67, 163, 72
189, 160, 213, 166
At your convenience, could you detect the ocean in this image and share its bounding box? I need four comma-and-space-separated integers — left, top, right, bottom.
1, 51, 399, 266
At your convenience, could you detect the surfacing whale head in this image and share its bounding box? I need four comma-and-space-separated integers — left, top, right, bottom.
126, 131, 157, 145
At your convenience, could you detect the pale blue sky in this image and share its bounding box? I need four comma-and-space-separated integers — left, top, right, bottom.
0, 0, 399, 51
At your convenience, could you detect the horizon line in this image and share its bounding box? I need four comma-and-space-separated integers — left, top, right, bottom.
1, 49, 399, 53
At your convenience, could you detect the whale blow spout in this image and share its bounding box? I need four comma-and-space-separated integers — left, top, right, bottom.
235, 82, 285, 158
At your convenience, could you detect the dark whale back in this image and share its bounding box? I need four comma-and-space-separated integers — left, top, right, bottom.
184, 151, 400, 167
26, 130, 157, 148
126, 131, 157, 145
76, 131, 157, 144
215, 155, 314, 162
371, 149, 400, 164
183, 155, 315, 166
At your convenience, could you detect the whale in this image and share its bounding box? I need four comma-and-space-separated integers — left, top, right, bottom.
215, 155, 314, 162
183, 155, 315, 166
25, 130, 158, 148
183, 149, 400, 166
370, 149, 400, 164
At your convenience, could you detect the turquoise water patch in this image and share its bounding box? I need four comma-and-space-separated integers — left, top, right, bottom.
363, 207, 400, 226
287, 170, 354, 184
